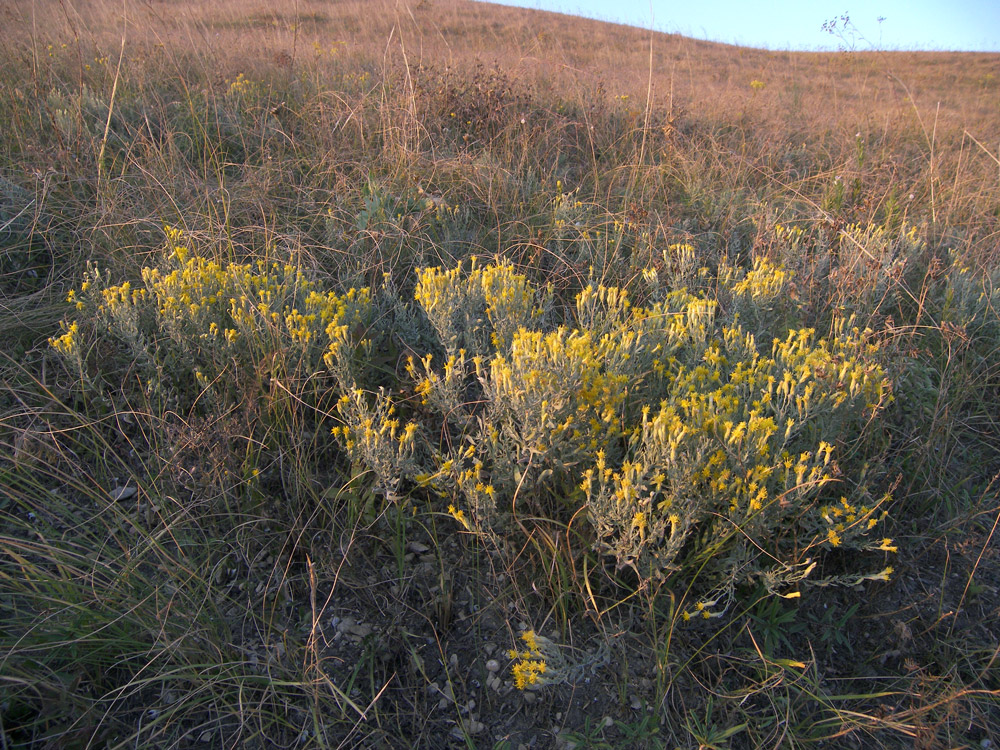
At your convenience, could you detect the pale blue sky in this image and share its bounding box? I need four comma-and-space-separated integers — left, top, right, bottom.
479, 0, 1000, 51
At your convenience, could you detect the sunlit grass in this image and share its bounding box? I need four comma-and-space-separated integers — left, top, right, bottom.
1, 0, 999, 746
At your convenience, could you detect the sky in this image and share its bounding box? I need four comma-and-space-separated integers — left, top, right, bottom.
479, 0, 1000, 52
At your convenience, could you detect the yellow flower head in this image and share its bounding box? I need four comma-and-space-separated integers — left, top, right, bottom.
512, 659, 546, 690
877, 538, 898, 553
447, 504, 471, 531
520, 630, 540, 654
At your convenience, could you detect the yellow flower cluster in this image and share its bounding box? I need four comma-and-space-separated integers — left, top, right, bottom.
227, 73, 256, 97
52, 227, 371, 407
507, 631, 548, 690
447, 503, 471, 530
827, 221, 924, 318
774, 223, 805, 244
135, 249, 367, 364
681, 593, 728, 622
844, 221, 921, 249
664, 242, 699, 277
409, 259, 890, 586
414, 257, 547, 355
157, 236, 365, 363
331, 388, 423, 496
818, 495, 894, 552
719, 255, 799, 338
549, 183, 591, 240
730, 257, 791, 306
487, 326, 629, 459
406, 349, 474, 417
575, 282, 632, 334
49, 321, 80, 360
582, 317, 890, 583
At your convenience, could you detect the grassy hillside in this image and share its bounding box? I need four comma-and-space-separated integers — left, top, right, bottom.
1, 0, 999, 747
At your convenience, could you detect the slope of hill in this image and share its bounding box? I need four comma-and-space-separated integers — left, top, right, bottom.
1, 1, 998, 747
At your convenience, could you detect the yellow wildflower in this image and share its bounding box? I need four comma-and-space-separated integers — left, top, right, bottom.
447, 504, 471, 531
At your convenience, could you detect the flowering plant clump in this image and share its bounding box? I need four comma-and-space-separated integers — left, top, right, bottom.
937, 251, 1000, 351
763, 219, 932, 331
52, 226, 372, 414
393, 258, 893, 601
825, 221, 926, 323
330, 387, 426, 498
505, 629, 608, 690
227, 72, 257, 98
53, 238, 896, 606
584, 320, 891, 595
414, 256, 550, 357
720, 256, 799, 338
507, 631, 549, 690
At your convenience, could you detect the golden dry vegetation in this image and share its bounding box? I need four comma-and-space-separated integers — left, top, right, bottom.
1, 0, 999, 748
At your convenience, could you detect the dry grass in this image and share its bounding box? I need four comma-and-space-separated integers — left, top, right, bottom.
1, 1, 999, 748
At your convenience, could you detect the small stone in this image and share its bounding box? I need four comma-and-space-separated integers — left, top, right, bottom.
630, 695, 642, 710
336, 617, 372, 639
485, 659, 500, 672
601, 716, 613, 728
346, 623, 371, 638
467, 720, 485, 734
198, 730, 213, 743
336, 617, 355, 633
406, 541, 430, 554
110, 486, 137, 502
522, 691, 536, 703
